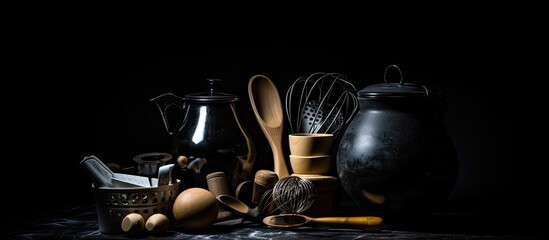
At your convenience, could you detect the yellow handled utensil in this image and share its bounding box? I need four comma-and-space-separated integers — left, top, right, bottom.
262, 214, 383, 231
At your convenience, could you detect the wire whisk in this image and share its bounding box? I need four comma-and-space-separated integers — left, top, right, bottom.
285, 72, 359, 138
272, 176, 316, 214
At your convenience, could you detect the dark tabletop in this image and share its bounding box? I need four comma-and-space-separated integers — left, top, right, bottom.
2, 201, 544, 240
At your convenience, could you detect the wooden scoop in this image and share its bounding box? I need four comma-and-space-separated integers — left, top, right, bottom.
216, 189, 277, 220
216, 195, 261, 219
248, 75, 289, 179
262, 214, 383, 231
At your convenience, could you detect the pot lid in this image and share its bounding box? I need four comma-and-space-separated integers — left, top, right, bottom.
358, 65, 428, 98
185, 79, 238, 102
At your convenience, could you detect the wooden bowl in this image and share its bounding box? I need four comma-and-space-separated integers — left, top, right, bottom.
290, 154, 331, 174
289, 133, 334, 156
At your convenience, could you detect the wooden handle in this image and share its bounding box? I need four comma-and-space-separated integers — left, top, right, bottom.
310, 216, 383, 231
272, 142, 289, 179
262, 119, 289, 179
253, 170, 278, 205
206, 172, 230, 196
248, 75, 289, 179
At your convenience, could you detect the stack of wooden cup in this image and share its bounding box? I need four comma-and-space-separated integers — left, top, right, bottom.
288, 133, 338, 217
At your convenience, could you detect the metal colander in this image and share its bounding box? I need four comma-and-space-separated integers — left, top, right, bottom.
92, 180, 180, 234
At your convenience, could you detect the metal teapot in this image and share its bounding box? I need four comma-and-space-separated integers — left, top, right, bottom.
150, 79, 255, 193
336, 65, 458, 223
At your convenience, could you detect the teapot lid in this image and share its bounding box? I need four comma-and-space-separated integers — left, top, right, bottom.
358, 65, 428, 98
185, 79, 238, 103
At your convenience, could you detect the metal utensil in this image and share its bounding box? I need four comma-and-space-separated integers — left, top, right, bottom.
300, 100, 344, 134
80, 155, 152, 188
262, 214, 383, 231
155, 163, 174, 186
112, 173, 151, 187
285, 72, 358, 138
80, 155, 115, 187
272, 175, 316, 214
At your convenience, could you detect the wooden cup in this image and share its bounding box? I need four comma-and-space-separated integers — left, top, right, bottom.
288, 133, 334, 156
290, 155, 331, 174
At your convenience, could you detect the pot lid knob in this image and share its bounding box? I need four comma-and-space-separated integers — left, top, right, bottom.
185, 78, 238, 102
358, 65, 428, 98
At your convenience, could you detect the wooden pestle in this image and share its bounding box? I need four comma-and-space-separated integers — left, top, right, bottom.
206, 172, 234, 221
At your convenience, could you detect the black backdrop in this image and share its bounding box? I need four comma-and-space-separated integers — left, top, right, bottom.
6, 15, 534, 232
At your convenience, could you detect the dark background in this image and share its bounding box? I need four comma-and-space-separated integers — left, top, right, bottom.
5, 9, 536, 234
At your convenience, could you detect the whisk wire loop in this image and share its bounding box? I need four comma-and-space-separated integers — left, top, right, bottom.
285, 72, 359, 137
272, 176, 316, 214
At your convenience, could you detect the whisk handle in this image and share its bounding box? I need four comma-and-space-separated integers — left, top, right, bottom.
309, 216, 383, 231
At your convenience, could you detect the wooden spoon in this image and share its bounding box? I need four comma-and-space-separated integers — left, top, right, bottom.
216, 194, 261, 219
217, 189, 277, 220
248, 75, 290, 179
263, 214, 383, 231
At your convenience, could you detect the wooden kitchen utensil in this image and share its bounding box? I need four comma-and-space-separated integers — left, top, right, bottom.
248, 75, 289, 179
262, 214, 383, 231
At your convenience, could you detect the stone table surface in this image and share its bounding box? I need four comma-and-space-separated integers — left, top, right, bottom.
2, 202, 545, 240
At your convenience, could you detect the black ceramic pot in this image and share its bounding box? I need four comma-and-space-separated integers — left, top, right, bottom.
336, 65, 458, 223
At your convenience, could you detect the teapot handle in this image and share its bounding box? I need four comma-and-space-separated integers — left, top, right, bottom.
149, 92, 187, 135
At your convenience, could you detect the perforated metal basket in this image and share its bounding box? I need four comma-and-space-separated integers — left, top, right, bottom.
92, 180, 180, 234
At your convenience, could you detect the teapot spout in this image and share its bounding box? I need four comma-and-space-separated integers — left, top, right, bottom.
150, 92, 186, 135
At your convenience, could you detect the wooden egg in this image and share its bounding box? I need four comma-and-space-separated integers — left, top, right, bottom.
121, 213, 144, 234
145, 213, 170, 233
172, 187, 219, 231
